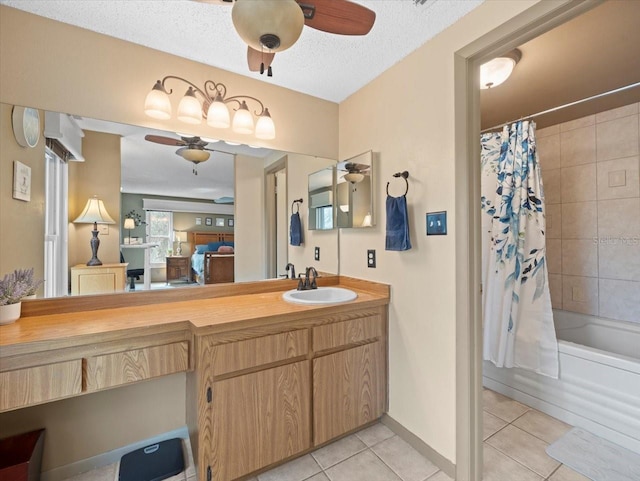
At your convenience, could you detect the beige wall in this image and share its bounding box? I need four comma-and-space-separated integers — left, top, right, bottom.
0, 103, 45, 291
537, 102, 640, 323
68, 131, 121, 268
338, 0, 538, 462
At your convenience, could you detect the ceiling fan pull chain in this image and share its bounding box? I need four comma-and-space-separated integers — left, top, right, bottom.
260, 62, 265, 75
267, 65, 273, 77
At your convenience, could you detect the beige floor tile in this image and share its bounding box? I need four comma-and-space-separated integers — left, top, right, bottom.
486, 425, 560, 478
483, 389, 529, 422
512, 409, 572, 444
548, 464, 591, 481
483, 411, 508, 440
257, 454, 322, 481
311, 434, 366, 469
355, 422, 395, 447
305, 473, 330, 481
371, 435, 439, 481
325, 450, 401, 481
425, 471, 453, 481
64, 464, 117, 481
483, 444, 543, 481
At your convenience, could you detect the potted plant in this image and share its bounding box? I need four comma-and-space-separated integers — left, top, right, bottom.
0, 268, 43, 325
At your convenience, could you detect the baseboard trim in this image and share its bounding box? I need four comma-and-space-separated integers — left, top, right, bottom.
381, 414, 456, 479
41, 426, 191, 481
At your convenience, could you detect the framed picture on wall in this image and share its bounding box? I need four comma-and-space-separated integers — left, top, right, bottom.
228, 219, 234, 227
216, 218, 225, 227
13, 160, 31, 202
205, 217, 212, 226
195, 217, 202, 225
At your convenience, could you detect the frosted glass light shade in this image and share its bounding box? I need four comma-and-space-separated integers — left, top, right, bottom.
232, 0, 304, 53
344, 172, 364, 184
232, 101, 254, 134
207, 96, 231, 128
144, 81, 172, 120
180, 149, 210, 163
480, 50, 521, 89
255, 108, 275, 139
177, 87, 202, 124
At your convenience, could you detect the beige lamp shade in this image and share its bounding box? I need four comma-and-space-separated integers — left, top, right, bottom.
123, 218, 136, 230
74, 196, 115, 224
175, 231, 187, 243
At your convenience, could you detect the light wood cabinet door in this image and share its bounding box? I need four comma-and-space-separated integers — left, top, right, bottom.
207, 360, 311, 481
313, 341, 386, 445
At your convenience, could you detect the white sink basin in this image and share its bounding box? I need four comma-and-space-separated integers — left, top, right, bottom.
282, 287, 358, 305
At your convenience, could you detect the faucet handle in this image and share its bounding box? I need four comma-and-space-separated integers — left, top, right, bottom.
297, 274, 305, 291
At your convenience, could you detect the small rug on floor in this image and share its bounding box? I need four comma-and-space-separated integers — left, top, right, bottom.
546, 428, 640, 481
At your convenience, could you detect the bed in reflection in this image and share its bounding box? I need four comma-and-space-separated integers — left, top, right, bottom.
189, 231, 235, 284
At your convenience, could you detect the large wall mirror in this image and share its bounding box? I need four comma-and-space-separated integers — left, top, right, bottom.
0, 103, 339, 299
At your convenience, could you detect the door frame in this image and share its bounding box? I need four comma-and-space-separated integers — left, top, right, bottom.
453, 1, 603, 479
265, 156, 287, 278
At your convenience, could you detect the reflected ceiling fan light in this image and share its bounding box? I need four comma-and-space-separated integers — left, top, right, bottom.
201, 137, 220, 143
232, 101, 254, 134
339, 204, 349, 213
224, 140, 241, 146
144, 80, 172, 120
344, 172, 365, 184
255, 108, 275, 140
232, 0, 304, 53
177, 87, 202, 124
207, 94, 231, 128
180, 148, 210, 163
480, 49, 521, 89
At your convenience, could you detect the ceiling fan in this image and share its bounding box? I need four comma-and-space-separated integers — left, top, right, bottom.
339, 161, 370, 183
195, 0, 376, 75
144, 134, 231, 175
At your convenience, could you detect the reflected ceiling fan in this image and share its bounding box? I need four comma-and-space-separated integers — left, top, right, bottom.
144, 134, 231, 175
195, 0, 376, 75
339, 161, 370, 183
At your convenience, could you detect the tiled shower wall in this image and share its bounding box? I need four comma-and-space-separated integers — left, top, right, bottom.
537, 102, 640, 324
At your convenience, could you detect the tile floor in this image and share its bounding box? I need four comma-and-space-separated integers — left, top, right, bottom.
65, 388, 591, 481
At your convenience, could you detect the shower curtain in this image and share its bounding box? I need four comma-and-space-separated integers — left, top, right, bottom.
481, 121, 558, 378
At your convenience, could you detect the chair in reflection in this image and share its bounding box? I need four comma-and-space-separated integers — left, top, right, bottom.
120, 252, 144, 291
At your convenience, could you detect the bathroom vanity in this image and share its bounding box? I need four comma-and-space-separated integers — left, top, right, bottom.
0, 276, 389, 481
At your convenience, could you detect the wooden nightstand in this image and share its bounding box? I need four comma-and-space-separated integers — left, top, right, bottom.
70, 263, 128, 296
166, 256, 191, 284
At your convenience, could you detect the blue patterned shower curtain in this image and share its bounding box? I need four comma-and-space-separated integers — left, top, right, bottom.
481, 121, 558, 378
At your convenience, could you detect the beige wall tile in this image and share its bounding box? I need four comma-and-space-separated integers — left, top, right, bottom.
546, 204, 562, 239
562, 239, 597, 277
596, 156, 640, 200
543, 168, 562, 204
599, 279, 640, 323
562, 276, 598, 315
560, 115, 595, 132
599, 243, 640, 282
548, 273, 562, 309
561, 164, 596, 203
561, 202, 597, 239
537, 124, 559, 139
537, 134, 560, 171
560, 125, 596, 167
597, 198, 640, 238
596, 115, 639, 161
547, 239, 562, 275
596, 104, 638, 124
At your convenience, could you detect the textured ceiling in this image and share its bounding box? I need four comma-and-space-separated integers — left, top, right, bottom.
0, 0, 483, 102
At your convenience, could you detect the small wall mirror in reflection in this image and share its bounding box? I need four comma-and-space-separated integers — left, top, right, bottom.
308, 166, 335, 230
336, 150, 374, 228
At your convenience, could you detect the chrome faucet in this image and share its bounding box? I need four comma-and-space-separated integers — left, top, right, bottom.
297, 266, 318, 291
285, 263, 296, 279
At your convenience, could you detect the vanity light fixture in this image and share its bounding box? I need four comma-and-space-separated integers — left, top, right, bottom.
480, 49, 521, 89
144, 76, 276, 140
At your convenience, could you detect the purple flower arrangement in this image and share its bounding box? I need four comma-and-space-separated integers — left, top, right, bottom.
0, 268, 44, 306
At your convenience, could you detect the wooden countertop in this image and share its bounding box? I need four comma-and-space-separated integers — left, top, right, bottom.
0, 277, 389, 359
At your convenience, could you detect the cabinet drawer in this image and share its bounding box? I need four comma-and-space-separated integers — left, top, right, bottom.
313, 315, 383, 352
84, 341, 189, 392
209, 329, 308, 377
0, 360, 82, 411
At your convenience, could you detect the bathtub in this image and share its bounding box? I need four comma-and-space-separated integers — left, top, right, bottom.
483, 309, 640, 453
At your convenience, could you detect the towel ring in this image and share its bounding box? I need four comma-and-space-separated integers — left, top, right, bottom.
386, 171, 409, 196
291, 198, 303, 214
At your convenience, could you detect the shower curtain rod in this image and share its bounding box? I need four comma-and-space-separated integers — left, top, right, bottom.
480, 81, 640, 133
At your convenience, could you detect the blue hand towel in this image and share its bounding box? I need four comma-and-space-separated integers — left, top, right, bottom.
290, 212, 303, 246
385, 194, 411, 251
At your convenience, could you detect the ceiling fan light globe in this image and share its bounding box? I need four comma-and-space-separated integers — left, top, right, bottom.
232, 101, 254, 135
177, 88, 202, 124
144, 85, 172, 120
344, 172, 365, 184
207, 99, 231, 129
255, 109, 276, 140
180, 148, 210, 163
232, 0, 304, 53
480, 50, 521, 89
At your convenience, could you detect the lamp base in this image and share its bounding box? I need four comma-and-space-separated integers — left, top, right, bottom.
86, 223, 103, 266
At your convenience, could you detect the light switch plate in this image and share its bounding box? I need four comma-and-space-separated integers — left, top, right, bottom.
426, 211, 447, 235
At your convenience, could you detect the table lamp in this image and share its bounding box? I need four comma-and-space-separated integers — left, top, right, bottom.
73, 196, 116, 266
175, 231, 187, 256
124, 218, 135, 244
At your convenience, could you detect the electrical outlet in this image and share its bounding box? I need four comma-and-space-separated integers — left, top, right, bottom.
426, 211, 447, 235
367, 249, 376, 268
314, 246, 320, 261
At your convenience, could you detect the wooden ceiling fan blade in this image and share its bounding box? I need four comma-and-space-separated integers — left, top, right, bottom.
144, 134, 185, 146
300, 0, 375, 36
247, 46, 275, 72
